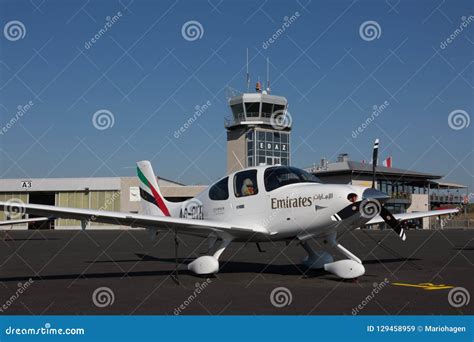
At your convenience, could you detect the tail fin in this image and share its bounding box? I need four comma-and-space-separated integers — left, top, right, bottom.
136, 161, 171, 217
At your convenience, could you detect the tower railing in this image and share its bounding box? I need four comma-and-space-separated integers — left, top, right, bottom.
225, 115, 287, 128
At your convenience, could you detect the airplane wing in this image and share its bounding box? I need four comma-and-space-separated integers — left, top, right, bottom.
0, 202, 264, 239
366, 208, 459, 226
0, 217, 50, 226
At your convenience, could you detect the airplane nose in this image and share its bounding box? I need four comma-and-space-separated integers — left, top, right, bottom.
362, 188, 390, 202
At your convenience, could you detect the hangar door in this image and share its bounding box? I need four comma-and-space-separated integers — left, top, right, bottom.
28, 191, 55, 229
0, 192, 28, 228
56, 191, 120, 228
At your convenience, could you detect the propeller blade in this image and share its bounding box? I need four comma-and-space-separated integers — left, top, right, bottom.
380, 207, 406, 241
331, 202, 361, 222
372, 139, 379, 189
331, 189, 390, 222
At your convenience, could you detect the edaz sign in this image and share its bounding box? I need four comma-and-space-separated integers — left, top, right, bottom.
258, 142, 288, 152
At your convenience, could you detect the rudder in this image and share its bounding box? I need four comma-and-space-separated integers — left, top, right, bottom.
136, 160, 171, 217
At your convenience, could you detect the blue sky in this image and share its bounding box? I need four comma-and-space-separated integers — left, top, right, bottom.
0, 0, 472, 190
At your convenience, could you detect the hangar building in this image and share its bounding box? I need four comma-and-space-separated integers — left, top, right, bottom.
0, 177, 205, 229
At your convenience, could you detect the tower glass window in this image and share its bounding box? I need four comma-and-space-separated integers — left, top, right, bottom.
231, 103, 244, 120
273, 104, 285, 114
261, 103, 274, 118
245, 102, 260, 117
247, 129, 290, 167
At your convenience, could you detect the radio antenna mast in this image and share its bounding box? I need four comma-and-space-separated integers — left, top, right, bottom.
266, 57, 270, 94
246, 48, 250, 92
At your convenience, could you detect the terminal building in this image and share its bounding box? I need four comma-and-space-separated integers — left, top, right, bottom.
306, 155, 468, 229
0, 86, 467, 230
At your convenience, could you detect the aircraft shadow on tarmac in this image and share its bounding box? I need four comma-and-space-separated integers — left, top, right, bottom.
453, 246, 474, 251
0, 253, 421, 283
2, 238, 61, 242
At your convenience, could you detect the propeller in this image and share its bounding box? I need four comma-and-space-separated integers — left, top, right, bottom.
372, 138, 379, 189
331, 139, 406, 241
380, 207, 406, 241
370, 138, 406, 241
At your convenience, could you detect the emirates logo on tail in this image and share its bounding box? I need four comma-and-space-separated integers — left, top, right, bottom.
137, 165, 170, 217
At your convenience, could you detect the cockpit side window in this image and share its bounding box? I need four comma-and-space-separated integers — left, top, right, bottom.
264, 166, 321, 192
209, 177, 229, 201
234, 170, 259, 197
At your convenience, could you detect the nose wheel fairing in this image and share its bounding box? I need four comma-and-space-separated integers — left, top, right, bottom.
300, 233, 365, 279
324, 259, 365, 279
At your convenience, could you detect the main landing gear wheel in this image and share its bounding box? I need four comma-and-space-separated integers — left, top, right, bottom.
188, 234, 233, 275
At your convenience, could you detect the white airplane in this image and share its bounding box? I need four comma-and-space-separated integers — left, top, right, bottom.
0, 140, 458, 279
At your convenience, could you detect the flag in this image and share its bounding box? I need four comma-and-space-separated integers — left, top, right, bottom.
383, 157, 392, 168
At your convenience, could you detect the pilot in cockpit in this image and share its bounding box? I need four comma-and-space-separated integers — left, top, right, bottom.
241, 178, 256, 196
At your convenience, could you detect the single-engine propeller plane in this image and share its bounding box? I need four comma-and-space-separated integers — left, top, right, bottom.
0, 140, 458, 279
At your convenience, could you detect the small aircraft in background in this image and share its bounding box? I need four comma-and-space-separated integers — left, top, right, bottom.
0, 217, 51, 241
0, 140, 458, 279
0, 217, 50, 227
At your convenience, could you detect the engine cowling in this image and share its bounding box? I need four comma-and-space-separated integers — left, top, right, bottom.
188, 256, 219, 274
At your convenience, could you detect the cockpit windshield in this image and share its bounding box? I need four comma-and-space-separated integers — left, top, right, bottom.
264, 166, 321, 192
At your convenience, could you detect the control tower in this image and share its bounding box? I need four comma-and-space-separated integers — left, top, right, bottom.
225, 84, 291, 174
